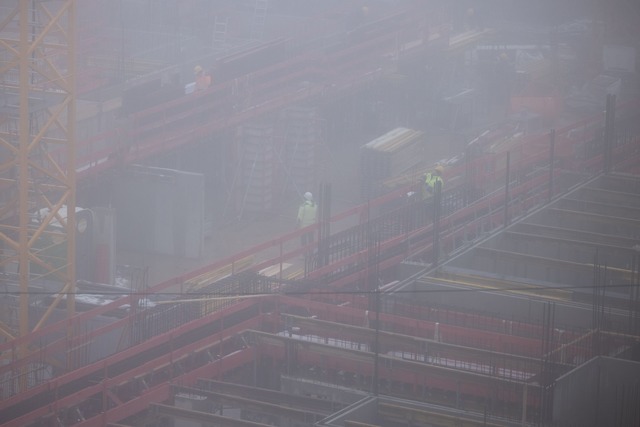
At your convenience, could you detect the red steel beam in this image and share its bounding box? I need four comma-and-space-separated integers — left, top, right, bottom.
72, 347, 256, 427
274, 296, 567, 358
250, 331, 538, 407
0, 298, 264, 413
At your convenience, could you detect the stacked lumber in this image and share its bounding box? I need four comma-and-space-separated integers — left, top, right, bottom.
360, 127, 425, 198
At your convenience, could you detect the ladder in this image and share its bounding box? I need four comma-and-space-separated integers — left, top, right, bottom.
212, 16, 228, 51
250, 0, 268, 40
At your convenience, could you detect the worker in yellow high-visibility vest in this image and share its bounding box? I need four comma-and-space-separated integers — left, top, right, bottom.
422, 165, 444, 198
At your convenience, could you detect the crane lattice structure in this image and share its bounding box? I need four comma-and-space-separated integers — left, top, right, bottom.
0, 0, 77, 388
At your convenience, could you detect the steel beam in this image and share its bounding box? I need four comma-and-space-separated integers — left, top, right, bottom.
152, 403, 272, 427
599, 173, 640, 193
54, 347, 256, 427
0, 296, 258, 395
276, 294, 556, 357
505, 230, 639, 255
547, 207, 640, 228
281, 313, 554, 371
173, 385, 325, 422
512, 222, 639, 249
196, 379, 343, 414
557, 197, 640, 219
474, 246, 633, 279
0, 302, 263, 425
247, 329, 537, 388
428, 271, 572, 300
574, 186, 640, 208
379, 402, 506, 427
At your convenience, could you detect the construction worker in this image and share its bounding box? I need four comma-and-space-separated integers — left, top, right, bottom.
422, 165, 445, 198
194, 65, 211, 91
297, 192, 317, 246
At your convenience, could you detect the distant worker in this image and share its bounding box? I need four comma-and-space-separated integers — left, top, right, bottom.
194, 65, 211, 91
423, 165, 445, 197
297, 192, 317, 246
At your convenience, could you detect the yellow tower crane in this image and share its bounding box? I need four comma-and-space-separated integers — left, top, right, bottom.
0, 0, 77, 386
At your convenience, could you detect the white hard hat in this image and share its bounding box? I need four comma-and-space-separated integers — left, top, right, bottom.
194, 65, 203, 74
304, 192, 313, 201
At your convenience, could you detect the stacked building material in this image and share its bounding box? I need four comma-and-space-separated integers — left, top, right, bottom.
360, 127, 425, 198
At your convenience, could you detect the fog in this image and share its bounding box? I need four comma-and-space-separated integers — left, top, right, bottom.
1, 1, 640, 426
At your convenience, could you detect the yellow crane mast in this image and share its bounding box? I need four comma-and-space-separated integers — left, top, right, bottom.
0, 0, 77, 384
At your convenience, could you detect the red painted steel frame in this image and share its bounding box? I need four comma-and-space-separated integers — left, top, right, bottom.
1, 299, 266, 427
